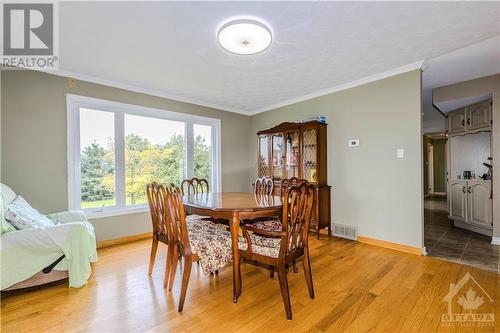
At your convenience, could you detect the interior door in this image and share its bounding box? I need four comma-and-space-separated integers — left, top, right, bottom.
467, 181, 492, 229
271, 133, 284, 181
449, 180, 467, 220
467, 101, 491, 130
448, 109, 466, 134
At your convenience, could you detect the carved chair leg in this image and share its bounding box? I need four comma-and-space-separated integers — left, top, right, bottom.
292, 260, 298, 273
178, 257, 193, 312
215, 270, 219, 275
148, 238, 158, 275
163, 245, 172, 288
269, 267, 274, 279
303, 252, 315, 299
277, 264, 292, 320
168, 246, 179, 291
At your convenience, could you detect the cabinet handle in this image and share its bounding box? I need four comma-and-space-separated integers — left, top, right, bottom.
462, 119, 465, 127
467, 187, 471, 194
462, 186, 466, 193
467, 118, 471, 125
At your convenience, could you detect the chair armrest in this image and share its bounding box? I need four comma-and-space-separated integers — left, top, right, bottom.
47, 210, 88, 224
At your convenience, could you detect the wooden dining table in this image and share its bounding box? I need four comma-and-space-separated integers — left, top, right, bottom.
183, 192, 282, 303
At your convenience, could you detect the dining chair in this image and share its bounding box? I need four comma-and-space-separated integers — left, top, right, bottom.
165, 185, 232, 312
146, 182, 171, 276
180, 177, 209, 195
238, 182, 315, 320
254, 176, 274, 195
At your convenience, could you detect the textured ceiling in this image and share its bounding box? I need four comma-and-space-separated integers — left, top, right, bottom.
58, 2, 500, 114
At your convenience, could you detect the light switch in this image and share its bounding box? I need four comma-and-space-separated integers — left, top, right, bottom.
397, 148, 405, 159
348, 139, 360, 147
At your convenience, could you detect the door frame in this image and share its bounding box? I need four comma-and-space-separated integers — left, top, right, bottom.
428, 143, 434, 194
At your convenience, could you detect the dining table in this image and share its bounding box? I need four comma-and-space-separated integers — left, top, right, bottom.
183, 192, 282, 303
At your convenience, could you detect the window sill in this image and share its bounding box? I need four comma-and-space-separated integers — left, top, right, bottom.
85, 206, 150, 220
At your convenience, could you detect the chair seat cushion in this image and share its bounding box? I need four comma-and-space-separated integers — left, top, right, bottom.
237, 233, 281, 258
186, 218, 232, 275
244, 219, 282, 232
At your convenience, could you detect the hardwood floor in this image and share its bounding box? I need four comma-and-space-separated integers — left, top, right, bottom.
1, 235, 499, 332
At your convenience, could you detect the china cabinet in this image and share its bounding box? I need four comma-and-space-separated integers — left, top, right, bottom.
257, 121, 331, 238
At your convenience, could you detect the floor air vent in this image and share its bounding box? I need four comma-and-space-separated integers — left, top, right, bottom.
332, 223, 358, 240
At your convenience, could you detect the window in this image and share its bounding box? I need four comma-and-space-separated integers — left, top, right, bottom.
67, 94, 221, 218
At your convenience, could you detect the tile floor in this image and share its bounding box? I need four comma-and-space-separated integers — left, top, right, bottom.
424, 196, 499, 273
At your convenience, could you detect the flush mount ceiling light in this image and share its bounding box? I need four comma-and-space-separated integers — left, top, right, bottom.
217, 19, 272, 55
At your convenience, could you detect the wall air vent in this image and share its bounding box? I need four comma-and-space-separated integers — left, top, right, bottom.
332, 223, 358, 240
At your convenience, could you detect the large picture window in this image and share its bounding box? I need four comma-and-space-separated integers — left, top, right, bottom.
67, 94, 221, 218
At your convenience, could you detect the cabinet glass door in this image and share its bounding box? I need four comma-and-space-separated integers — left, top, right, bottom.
272, 134, 284, 181
285, 131, 300, 179
258, 135, 270, 177
302, 127, 318, 183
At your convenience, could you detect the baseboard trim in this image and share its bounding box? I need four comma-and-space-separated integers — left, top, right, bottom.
97, 232, 152, 249
491, 237, 500, 245
358, 236, 423, 256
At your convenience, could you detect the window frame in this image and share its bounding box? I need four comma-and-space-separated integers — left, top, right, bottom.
67, 94, 222, 218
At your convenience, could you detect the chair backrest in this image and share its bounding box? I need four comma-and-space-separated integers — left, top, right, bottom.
254, 177, 274, 195
180, 178, 209, 195
281, 182, 315, 255
280, 177, 306, 199
146, 182, 170, 238
165, 186, 194, 256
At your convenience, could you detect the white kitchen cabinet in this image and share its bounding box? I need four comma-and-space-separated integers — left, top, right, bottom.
449, 180, 467, 220
448, 109, 466, 134
467, 181, 492, 228
467, 100, 491, 131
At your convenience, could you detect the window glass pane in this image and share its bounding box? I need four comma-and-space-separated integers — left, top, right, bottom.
124, 114, 185, 206
193, 124, 212, 187
80, 108, 115, 209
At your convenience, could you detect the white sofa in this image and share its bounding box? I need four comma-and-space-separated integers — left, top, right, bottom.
1, 183, 96, 290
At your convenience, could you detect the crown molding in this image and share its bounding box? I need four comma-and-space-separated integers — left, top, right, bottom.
249, 60, 426, 115
38, 59, 424, 117
37, 69, 252, 115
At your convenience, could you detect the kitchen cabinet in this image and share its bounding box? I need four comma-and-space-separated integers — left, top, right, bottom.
467, 180, 492, 228
446, 99, 492, 135
467, 100, 491, 131
447, 180, 492, 234
448, 109, 466, 134
449, 180, 467, 220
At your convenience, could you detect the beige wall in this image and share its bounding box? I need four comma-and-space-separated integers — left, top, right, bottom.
1, 70, 252, 241
2, 69, 424, 248
249, 70, 424, 248
433, 74, 500, 238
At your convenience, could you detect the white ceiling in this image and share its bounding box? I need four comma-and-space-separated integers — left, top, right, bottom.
57, 2, 500, 115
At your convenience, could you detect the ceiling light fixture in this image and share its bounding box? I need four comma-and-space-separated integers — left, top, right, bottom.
217, 19, 272, 55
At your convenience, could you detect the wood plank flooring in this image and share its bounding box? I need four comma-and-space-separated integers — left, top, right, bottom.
1, 235, 499, 332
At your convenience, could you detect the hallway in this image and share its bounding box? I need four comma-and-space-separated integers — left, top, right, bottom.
424, 196, 499, 272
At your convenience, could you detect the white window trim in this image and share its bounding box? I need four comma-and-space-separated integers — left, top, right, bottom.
66, 94, 222, 219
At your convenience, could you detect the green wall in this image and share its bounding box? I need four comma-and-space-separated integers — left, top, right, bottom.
432, 139, 446, 193
1, 70, 252, 241
250, 70, 423, 248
